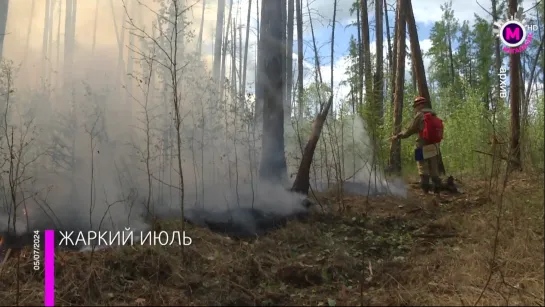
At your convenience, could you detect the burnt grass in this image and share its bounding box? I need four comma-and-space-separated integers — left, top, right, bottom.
0, 174, 543, 306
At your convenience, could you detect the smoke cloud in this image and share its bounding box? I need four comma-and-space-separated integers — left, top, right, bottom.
0, 0, 406, 245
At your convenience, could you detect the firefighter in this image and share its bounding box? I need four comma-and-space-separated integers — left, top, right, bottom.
391, 96, 443, 194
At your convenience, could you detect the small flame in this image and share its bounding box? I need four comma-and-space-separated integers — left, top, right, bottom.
24, 208, 27, 216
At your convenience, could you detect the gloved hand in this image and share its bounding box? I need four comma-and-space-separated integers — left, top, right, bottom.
390, 134, 400, 142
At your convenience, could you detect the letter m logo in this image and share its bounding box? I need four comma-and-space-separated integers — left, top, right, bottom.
505, 27, 521, 40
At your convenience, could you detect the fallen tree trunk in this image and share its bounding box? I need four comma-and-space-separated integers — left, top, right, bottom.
291, 95, 334, 195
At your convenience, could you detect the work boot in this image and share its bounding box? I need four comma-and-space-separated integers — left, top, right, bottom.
431, 176, 442, 194
419, 175, 431, 194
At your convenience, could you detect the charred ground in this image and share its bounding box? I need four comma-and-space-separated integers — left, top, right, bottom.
0, 173, 543, 306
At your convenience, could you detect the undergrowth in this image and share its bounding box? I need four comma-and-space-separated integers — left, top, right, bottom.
0, 172, 542, 306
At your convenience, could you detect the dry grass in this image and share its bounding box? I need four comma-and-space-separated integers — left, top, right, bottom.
0, 173, 543, 306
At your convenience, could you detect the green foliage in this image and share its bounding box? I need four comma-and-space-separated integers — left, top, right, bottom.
433, 88, 490, 173
524, 94, 545, 170
326, 0, 544, 177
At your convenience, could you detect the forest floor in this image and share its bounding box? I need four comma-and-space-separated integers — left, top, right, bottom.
0, 172, 543, 306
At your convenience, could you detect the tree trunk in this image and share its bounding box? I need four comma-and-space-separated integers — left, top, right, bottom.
63, 0, 77, 186
47, 0, 55, 82
388, 0, 406, 174
446, 23, 455, 84
197, 0, 206, 56
213, 0, 226, 81
356, 3, 363, 109
23, 0, 36, 63
92, 0, 99, 55
280, 0, 288, 123
125, 0, 136, 124
296, 0, 303, 120
258, 0, 287, 184
523, 31, 544, 119
43, 0, 52, 75
220, 0, 233, 100
241, 0, 252, 97
63, 0, 75, 88
239, 17, 242, 95
330, 0, 337, 118
406, 1, 430, 103
406, 0, 446, 175
375, 0, 384, 119
56, 0, 61, 73
291, 96, 333, 194
114, 1, 126, 89
411, 60, 416, 92
508, 0, 521, 170
491, 0, 501, 111
519, 57, 525, 105
255, 0, 262, 120
71, 1, 77, 50
109, 0, 126, 100
384, 0, 392, 78
231, 18, 237, 96
0, 0, 9, 59
286, 0, 294, 121
361, 0, 373, 109
390, 1, 399, 107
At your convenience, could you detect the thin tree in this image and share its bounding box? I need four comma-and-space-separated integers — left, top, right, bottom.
296, 0, 304, 119
388, 0, 406, 173
491, 0, 502, 110
508, 0, 522, 170
124, 0, 136, 125
355, 1, 363, 108
213, 0, 226, 80
92, 0, 100, 55
220, 0, 234, 98
443, 2, 456, 84
197, 0, 206, 55
241, 0, 252, 96
374, 0, 384, 119
286, 0, 294, 118
43, 0, 53, 76
384, 0, 392, 81
254, 0, 263, 120
63, 0, 77, 97
46, 0, 54, 82
116, 3, 127, 92
360, 0, 373, 108
0, 0, 9, 59
231, 17, 237, 95
238, 9, 242, 95
55, 0, 61, 76
280, 0, 288, 122
390, 0, 399, 106
23, 0, 36, 63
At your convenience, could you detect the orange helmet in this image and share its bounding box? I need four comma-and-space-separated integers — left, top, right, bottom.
413, 96, 428, 107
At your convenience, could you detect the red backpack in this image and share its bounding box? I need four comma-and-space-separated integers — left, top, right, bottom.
420, 112, 443, 144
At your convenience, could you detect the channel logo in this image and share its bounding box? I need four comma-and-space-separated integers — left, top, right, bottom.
493, 17, 534, 54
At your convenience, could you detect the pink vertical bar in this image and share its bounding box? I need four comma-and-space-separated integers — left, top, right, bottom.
44, 230, 55, 306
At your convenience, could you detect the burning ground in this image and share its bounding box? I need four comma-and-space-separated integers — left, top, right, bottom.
0, 173, 543, 306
